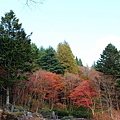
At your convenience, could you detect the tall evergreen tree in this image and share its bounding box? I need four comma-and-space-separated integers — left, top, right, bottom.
31, 43, 39, 63
37, 46, 46, 65
79, 58, 83, 66
30, 43, 41, 71
95, 43, 120, 111
76, 57, 79, 66
0, 10, 33, 104
57, 41, 78, 74
95, 43, 120, 77
76, 57, 83, 66
39, 46, 64, 74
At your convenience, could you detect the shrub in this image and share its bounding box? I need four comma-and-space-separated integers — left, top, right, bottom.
55, 110, 69, 118
70, 106, 92, 118
71, 110, 92, 118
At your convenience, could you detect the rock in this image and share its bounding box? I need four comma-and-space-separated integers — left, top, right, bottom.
19, 108, 25, 112
26, 111, 33, 118
39, 114, 43, 118
13, 109, 19, 112
32, 113, 40, 118
5, 103, 13, 112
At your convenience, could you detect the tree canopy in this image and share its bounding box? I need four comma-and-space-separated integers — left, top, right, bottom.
95, 43, 120, 77
76, 57, 83, 66
39, 46, 64, 74
57, 41, 78, 74
0, 10, 33, 104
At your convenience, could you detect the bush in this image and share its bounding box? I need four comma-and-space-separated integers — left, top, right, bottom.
70, 106, 92, 118
54, 110, 69, 118
71, 110, 92, 118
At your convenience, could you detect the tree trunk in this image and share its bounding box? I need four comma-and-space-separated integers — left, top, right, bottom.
0, 86, 2, 107
6, 87, 10, 105
116, 95, 119, 111
98, 80, 103, 113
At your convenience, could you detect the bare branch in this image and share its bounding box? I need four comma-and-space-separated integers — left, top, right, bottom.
23, 0, 44, 9
25, 0, 44, 6
2, 86, 6, 90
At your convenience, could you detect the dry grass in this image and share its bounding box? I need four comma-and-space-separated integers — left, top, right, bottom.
93, 109, 120, 120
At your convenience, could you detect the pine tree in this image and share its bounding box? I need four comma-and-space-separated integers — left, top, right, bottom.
31, 43, 39, 63
37, 46, 46, 65
57, 41, 78, 74
75, 57, 83, 66
39, 46, 64, 74
78, 59, 83, 66
0, 10, 33, 104
95, 43, 120, 77
76, 57, 79, 65
30, 43, 42, 71
95, 43, 120, 112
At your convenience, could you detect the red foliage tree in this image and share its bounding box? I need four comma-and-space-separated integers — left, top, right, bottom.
29, 70, 63, 110
61, 73, 81, 110
69, 80, 98, 114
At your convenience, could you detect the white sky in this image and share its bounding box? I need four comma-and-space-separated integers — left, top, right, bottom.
0, 0, 120, 66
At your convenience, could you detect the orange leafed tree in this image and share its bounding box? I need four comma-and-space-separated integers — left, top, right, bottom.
29, 70, 63, 110
69, 80, 98, 115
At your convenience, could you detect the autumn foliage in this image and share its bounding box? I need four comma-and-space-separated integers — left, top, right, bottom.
69, 80, 98, 107
0, 10, 120, 120
27, 70, 63, 110
4, 65, 119, 120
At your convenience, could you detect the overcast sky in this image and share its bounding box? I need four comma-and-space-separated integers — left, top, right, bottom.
0, 0, 120, 66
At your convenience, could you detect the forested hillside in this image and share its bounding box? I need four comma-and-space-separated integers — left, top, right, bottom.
0, 10, 120, 120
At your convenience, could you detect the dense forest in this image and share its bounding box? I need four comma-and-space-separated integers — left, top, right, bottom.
0, 10, 120, 120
